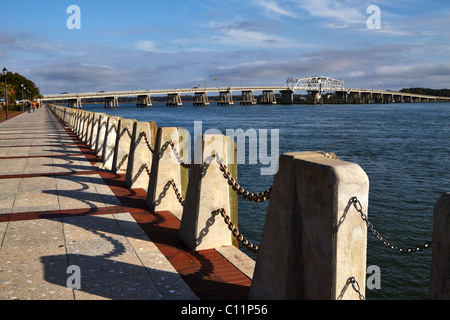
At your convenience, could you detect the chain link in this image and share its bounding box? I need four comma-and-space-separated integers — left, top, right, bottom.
215, 154, 272, 202
143, 163, 151, 177
124, 127, 133, 139
169, 141, 192, 169
350, 197, 432, 253
169, 179, 186, 207
139, 131, 154, 153
217, 208, 259, 254
349, 277, 366, 300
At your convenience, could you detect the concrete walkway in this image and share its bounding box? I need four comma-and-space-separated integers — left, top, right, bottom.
0, 107, 252, 300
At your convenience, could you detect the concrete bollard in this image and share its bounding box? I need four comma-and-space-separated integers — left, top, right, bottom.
100, 115, 123, 170
430, 193, 450, 300
83, 112, 95, 144
74, 109, 82, 132
179, 134, 237, 251
112, 118, 136, 174
88, 113, 103, 150
249, 151, 369, 300
78, 111, 90, 139
79, 111, 89, 140
74, 110, 84, 136
125, 121, 157, 190
95, 114, 110, 156
146, 127, 190, 219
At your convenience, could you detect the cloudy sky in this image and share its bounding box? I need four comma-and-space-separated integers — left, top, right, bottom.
1, 0, 449, 95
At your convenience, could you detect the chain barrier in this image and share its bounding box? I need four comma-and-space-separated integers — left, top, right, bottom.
350, 197, 432, 253
139, 131, 155, 153
348, 277, 366, 300
143, 163, 151, 177
215, 154, 272, 203
168, 141, 192, 169
217, 208, 259, 254
124, 127, 133, 139
169, 179, 186, 207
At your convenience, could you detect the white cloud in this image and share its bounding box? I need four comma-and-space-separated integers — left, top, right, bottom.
297, 0, 366, 28
253, 0, 299, 19
135, 40, 158, 52
209, 20, 308, 48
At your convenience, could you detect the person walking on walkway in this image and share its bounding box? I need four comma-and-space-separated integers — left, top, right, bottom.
32, 101, 36, 113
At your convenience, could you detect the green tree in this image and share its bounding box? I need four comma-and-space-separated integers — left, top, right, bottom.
2, 72, 40, 103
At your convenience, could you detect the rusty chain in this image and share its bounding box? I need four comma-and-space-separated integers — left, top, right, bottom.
215, 154, 272, 203
168, 141, 192, 169
349, 277, 366, 300
169, 179, 186, 207
124, 127, 133, 139
167, 177, 259, 254
143, 163, 151, 177
217, 208, 259, 254
139, 131, 155, 153
350, 197, 432, 253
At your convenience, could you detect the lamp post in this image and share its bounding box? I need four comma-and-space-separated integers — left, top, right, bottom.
21, 84, 25, 113
2, 67, 8, 120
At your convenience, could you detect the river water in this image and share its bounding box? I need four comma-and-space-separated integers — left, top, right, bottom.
82, 101, 450, 300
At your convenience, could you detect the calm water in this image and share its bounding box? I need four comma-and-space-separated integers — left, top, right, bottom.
83, 101, 450, 300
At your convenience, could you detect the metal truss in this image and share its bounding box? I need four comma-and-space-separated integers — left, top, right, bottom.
285, 76, 347, 92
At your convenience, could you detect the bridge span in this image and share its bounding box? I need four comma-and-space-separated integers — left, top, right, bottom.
40, 76, 450, 108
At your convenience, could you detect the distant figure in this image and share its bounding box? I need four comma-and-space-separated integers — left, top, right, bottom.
27, 102, 31, 113
32, 102, 36, 113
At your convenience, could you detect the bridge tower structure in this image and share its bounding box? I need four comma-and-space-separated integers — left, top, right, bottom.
285, 76, 347, 101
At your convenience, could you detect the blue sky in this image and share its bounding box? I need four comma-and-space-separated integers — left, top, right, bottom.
1, 0, 449, 94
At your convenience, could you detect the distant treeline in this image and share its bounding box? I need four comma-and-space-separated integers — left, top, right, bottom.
400, 88, 450, 97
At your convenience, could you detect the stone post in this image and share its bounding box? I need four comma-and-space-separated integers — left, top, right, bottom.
112, 118, 136, 174
88, 113, 103, 150
83, 112, 94, 144
125, 121, 157, 190
100, 116, 122, 170
146, 127, 190, 219
249, 151, 369, 300
79, 111, 90, 140
95, 113, 109, 156
430, 193, 450, 300
178, 134, 237, 251
75, 110, 85, 136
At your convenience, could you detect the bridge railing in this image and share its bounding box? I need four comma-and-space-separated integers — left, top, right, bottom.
47, 104, 449, 300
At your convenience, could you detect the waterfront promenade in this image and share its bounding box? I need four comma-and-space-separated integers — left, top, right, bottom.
0, 107, 252, 300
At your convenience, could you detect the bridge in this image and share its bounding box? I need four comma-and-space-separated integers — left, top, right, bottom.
40, 76, 450, 108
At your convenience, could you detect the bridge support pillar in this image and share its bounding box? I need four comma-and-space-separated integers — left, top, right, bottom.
137, 94, 152, 108
431, 193, 450, 300
310, 91, 321, 102
167, 93, 182, 107
105, 96, 119, 109
193, 92, 210, 106
218, 91, 234, 106
249, 151, 369, 300
280, 90, 294, 105
240, 90, 257, 105
68, 98, 82, 109
260, 90, 277, 105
